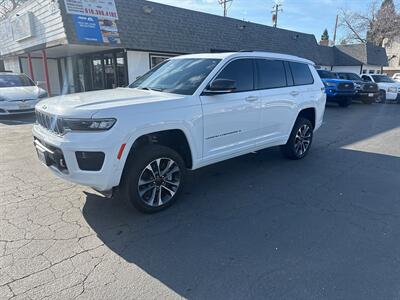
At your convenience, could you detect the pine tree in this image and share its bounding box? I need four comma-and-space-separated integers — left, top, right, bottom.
321, 29, 329, 41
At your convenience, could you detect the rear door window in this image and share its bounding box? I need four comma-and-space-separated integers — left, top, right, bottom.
289, 62, 314, 86
215, 59, 254, 92
255, 59, 287, 90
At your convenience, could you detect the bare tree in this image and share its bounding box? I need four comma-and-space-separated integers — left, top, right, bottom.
0, 0, 27, 20
339, 0, 400, 46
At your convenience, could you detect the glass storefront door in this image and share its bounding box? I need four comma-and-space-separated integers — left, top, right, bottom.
74, 50, 127, 92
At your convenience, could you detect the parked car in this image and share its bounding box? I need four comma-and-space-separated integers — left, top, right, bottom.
392, 73, 400, 83
0, 72, 48, 115
33, 51, 326, 213
361, 74, 400, 103
317, 70, 356, 107
336, 72, 379, 104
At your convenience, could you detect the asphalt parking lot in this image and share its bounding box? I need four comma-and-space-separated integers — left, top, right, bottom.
1, 103, 400, 300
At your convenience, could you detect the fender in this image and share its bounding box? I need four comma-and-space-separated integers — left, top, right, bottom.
114, 121, 201, 182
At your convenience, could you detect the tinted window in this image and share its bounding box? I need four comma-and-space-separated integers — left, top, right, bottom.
216, 59, 254, 92
317, 69, 337, 79
290, 62, 314, 85
0, 74, 35, 88
372, 75, 395, 83
129, 58, 221, 95
339, 73, 362, 81
362, 76, 372, 82
255, 59, 286, 89
284, 61, 294, 86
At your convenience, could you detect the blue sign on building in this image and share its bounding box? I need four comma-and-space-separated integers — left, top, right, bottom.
72, 15, 102, 43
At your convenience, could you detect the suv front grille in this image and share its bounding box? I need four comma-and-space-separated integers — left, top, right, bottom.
35, 110, 64, 135
362, 83, 378, 92
337, 82, 354, 91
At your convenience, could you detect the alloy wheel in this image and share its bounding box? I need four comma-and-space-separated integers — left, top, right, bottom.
294, 124, 312, 156
137, 158, 181, 207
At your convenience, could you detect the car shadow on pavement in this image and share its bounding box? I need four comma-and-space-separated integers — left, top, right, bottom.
0, 113, 36, 125
82, 104, 400, 299
83, 147, 400, 299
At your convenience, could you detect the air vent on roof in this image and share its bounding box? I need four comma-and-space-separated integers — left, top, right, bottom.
143, 5, 154, 14
293, 34, 300, 40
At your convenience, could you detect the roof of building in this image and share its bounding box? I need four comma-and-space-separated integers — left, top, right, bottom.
335, 43, 388, 66
61, 0, 389, 67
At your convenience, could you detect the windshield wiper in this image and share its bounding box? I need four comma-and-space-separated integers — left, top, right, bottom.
139, 87, 164, 92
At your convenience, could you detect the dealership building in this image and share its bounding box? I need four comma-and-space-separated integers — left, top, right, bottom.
0, 0, 388, 96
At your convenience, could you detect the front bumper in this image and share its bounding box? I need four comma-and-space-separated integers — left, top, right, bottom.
0, 100, 38, 115
353, 91, 379, 100
385, 92, 400, 101
32, 124, 125, 191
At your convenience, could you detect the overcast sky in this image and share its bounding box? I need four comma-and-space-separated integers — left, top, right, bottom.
150, 0, 399, 42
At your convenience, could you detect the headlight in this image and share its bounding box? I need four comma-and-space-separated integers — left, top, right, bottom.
38, 92, 48, 99
323, 82, 336, 87
62, 118, 116, 132
388, 87, 397, 93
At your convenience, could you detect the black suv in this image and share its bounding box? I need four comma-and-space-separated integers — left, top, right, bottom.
336, 72, 379, 104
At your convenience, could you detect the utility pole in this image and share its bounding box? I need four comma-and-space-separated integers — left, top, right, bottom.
218, 0, 233, 17
333, 14, 339, 45
271, 3, 283, 28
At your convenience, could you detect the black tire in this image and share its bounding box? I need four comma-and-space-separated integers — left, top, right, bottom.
120, 144, 186, 213
377, 90, 386, 103
361, 97, 374, 105
281, 117, 313, 160
338, 97, 351, 107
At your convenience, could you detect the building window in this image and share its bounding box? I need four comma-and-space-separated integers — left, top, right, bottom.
149, 54, 176, 68
376, 70, 381, 74
368, 70, 375, 74
362, 69, 367, 74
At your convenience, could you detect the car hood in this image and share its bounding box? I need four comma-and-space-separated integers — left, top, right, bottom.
0, 86, 42, 101
321, 78, 353, 84
35, 88, 187, 118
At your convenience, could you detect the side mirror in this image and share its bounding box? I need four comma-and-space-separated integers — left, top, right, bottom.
204, 79, 236, 94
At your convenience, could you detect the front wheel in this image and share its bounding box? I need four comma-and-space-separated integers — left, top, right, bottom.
120, 145, 186, 213
281, 118, 313, 160
377, 90, 386, 103
361, 97, 374, 104
338, 97, 352, 107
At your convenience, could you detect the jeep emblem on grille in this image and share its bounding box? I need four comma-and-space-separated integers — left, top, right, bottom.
42, 105, 47, 110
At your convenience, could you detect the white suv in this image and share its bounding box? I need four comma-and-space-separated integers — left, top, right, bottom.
361, 74, 400, 102
33, 52, 326, 213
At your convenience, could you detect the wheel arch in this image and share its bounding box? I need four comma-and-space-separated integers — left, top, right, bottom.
296, 107, 316, 129
117, 125, 197, 186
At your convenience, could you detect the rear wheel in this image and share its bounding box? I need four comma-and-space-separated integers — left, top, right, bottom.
338, 97, 352, 107
120, 145, 186, 213
281, 118, 313, 160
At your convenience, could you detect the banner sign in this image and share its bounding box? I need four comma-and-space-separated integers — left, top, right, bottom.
73, 15, 102, 43
65, 0, 118, 20
73, 14, 121, 44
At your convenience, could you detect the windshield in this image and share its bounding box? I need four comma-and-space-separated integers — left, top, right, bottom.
129, 58, 221, 95
317, 70, 337, 79
339, 73, 362, 81
372, 75, 395, 83
0, 74, 35, 88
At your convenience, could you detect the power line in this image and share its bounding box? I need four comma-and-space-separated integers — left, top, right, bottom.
218, 0, 233, 17
271, 3, 283, 28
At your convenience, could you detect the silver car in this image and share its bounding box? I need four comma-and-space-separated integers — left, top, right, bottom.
0, 72, 48, 115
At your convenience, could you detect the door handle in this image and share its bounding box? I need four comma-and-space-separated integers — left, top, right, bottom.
290, 91, 299, 96
245, 96, 259, 102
